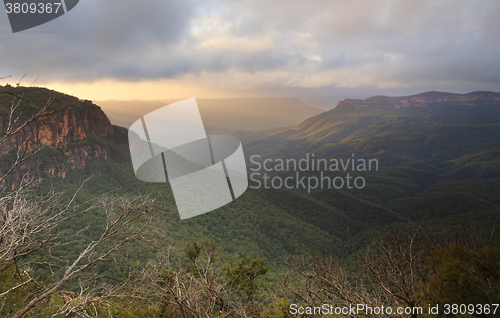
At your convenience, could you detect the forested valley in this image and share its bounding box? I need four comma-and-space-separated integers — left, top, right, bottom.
1, 85, 499, 317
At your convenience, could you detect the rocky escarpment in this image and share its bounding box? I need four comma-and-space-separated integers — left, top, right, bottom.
0, 86, 129, 188
336, 91, 500, 110
0, 107, 113, 154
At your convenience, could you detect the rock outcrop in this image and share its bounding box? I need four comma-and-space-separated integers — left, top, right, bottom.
336, 91, 500, 110
0, 86, 127, 188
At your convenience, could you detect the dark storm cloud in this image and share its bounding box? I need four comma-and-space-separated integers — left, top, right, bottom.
1, 0, 499, 92
0, 0, 199, 80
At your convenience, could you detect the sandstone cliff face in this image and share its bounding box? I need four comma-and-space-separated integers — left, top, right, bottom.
0, 107, 113, 155
0, 103, 124, 188
337, 91, 500, 110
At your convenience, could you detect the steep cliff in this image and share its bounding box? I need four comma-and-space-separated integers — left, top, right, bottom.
336, 91, 500, 110
237, 90, 500, 172
0, 85, 129, 188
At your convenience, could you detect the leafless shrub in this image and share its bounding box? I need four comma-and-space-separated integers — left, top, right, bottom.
4, 189, 159, 318
284, 221, 431, 318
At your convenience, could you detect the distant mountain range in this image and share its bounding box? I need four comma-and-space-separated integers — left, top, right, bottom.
338, 91, 500, 109
1, 86, 499, 272
235, 90, 500, 243
237, 91, 500, 166
96, 98, 323, 132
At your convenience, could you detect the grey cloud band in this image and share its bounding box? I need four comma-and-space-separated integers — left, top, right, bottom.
128, 98, 248, 220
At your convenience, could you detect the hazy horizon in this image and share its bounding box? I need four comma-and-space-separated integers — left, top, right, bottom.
96, 96, 324, 131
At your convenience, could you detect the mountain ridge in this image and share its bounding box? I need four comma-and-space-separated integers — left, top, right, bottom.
1, 85, 499, 275
0, 85, 127, 188
335, 90, 500, 111
236, 90, 500, 183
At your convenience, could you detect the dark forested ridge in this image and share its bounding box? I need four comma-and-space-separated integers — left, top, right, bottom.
0, 85, 344, 267
237, 90, 500, 237
2, 86, 500, 261
1, 86, 500, 317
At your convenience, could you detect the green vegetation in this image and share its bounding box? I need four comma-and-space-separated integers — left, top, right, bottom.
1, 86, 500, 316
0, 84, 100, 115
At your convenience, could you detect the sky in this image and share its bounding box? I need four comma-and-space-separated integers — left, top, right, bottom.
1, 0, 500, 109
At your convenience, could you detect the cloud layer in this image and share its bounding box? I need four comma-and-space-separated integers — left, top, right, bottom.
1, 0, 499, 97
